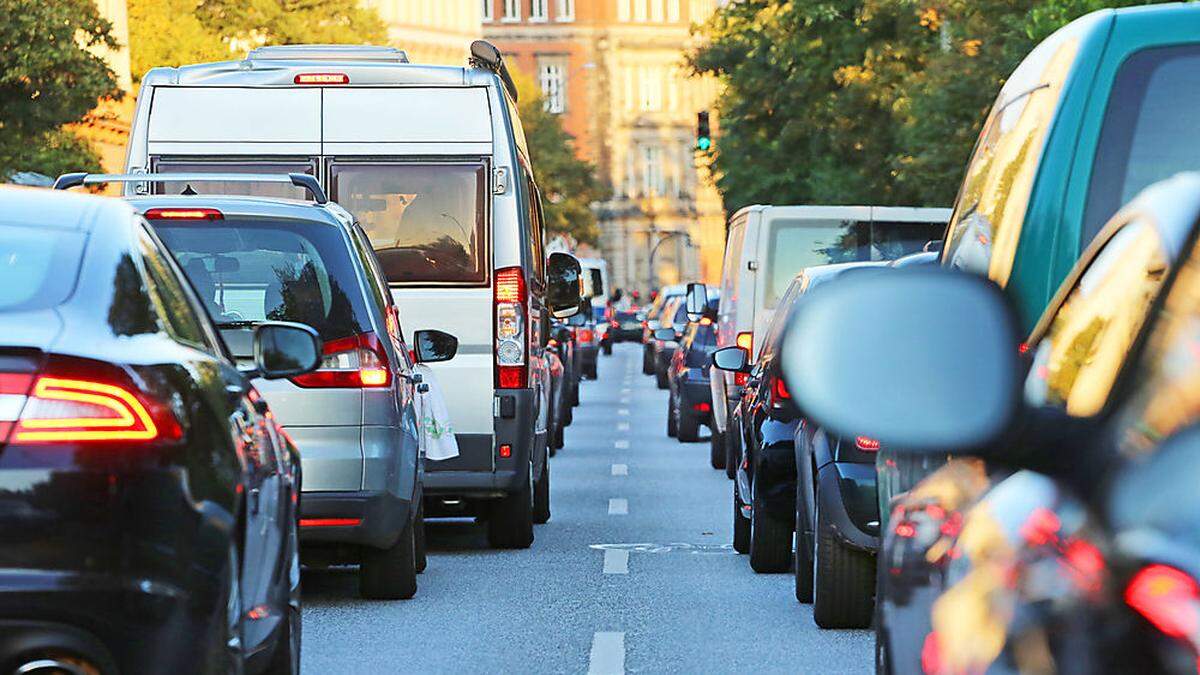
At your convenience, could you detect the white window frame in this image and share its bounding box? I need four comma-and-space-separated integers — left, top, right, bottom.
556, 0, 575, 21
617, 0, 631, 22
502, 0, 520, 22
651, 0, 665, 22
530, 0, 548, 22
482, 0, 494, 22
667, 0, 680, 22
634, 0, 649, 22
638, 66, 662, 112
539, 60, 566, 114
641, 145, 664, 197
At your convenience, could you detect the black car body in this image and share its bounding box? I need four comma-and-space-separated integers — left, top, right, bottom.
608, 310, 643, 343
567, 303, 599, 381
653, 298, 689, 389
0, 187, 310, 674
641, 286, 685, 375
666, 295, 720, 444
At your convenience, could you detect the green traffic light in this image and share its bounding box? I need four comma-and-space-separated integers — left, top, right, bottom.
697, 137, 712, 151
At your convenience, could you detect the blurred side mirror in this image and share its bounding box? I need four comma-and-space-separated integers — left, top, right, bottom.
414, 329, 458, 363
712, 346, 750, 373
654, 327, 676, 342
547, 252, 583, 319
780, 268, 1020, 454
254, 322, 322, 379
686, 282, 708, 321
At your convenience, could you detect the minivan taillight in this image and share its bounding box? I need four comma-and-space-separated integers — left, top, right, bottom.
7, 360, 182, 444
292, 332, 391, 389
734, 332, 753, 386
495, 267, 527, 389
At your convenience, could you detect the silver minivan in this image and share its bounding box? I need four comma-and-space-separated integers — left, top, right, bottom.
124, 43, 572, 549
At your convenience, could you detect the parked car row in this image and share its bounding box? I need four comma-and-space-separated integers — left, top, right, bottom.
0, 40, 595, 675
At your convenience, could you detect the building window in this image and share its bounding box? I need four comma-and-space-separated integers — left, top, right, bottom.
617, 0, 630, 22
667, 0, 680, 22
557, 0, 574, 21
641, 145, 664, 197
651, 0, 665, 22
539, 60, 567, 114
633, 0, 649, 22
502, 0, 519, 21
531, 0, 547, 21
482, 0, 494, 21
638, 66, 662, 112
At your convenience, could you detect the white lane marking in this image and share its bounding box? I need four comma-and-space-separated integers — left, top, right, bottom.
588, 632, 626, 675
612, 463, 628, 476
602, 548, 629, 574
614, 440, 630, 450
617, 422, 630, 431
608, 498, 628, 515
619, 396, 630, 404
621, 387, 631, 394
617, 408, 629, 416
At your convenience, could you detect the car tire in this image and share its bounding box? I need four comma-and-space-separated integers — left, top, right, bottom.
533, 458, 551, 525
812, 489, 875, 629
749, 477, 792, 573
360, 516, 418, 600
568, 380, 579, 407
667, 395, 678, 438
732, 483, 750, 554
415, 500, 428, 575
875, 598, 892, 675
602, 341, 613, 355
487, 461, 535, 549
677, 406, 701, 443
724, 425, 738, 480
552, 420, 564, 453
655, 366, 669, 389
794, 480, 814, 603
586, 362, 598, 380
264, 553, 301, 675
642, 346, 654, 374
710, 428, 726, 470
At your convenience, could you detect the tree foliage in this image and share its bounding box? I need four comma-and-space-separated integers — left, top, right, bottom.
128, 0, 227, 84
691, 0, 1173, 213
196, 0, 386, 49
511, 67, 607, 245
0, 0, 118, 177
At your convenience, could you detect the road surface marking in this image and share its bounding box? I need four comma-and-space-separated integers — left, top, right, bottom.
602, 549, 629, 574
588, 632, 625, 675
617, 422, 630, 431
620, 396, 630, 404
621, 388, 631, 394
617, 409, 629, 416
612, 463, 628, 476
608, 498, 628, 515
614, 440, 630, 449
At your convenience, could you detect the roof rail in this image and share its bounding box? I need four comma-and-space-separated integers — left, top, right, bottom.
52, 173, 329, 205
247, 44, 409, 63
468, 40, 518, 103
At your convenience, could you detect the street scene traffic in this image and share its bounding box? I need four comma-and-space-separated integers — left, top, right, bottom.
4, 0, 1200, 674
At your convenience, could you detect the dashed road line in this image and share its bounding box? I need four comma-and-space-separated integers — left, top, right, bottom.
617, 422, 630, 431
602, 549, 629, 574
617, 408, 629, 416
614, 440, 630, 449
608, 498, 628, 515
588, 632, 626, 675
611, 463, 628, 476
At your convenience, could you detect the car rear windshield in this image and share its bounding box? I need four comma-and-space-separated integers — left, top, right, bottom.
0, 224, 85, 311
152, 217, 370, 342
330, 163, 487, 285
765, 218, 942, 306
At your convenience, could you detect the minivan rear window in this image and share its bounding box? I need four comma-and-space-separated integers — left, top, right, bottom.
765, 219, 942, 306
152, 217, 370, 343
0, 225, 85, 311
330, 163, 487, 285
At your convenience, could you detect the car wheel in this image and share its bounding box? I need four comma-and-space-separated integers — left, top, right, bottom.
749, 476, 792, 573
415, 500, 427, 575
710, 428, 726, 470
568, 379, 579, 407
642, 346, 654, 374
602, 341, 613, 355
667, 394, 678, 438
360, 516, 418, 600
724, 424, 738, 480
875, 597, 892, 675
794, 479, 813, 603
586, 362, 598, 379
655, 366, 669, 389
732, 482, 750, 554
533, 457, 551, 525
487, 460, 535, 549
552, 419, 564, 453
812, 487, 875, 628
677, 405, 701, 443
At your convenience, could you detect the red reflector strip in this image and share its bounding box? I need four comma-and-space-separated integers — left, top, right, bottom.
294, 73, 350, 85
497, 365, 526, 389
498, 444, 512, 458
143, 208, 223, 221
300, 518, 361, 528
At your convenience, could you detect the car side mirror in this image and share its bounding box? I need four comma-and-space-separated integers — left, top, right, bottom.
253, 322, 322, 379
780, 268, 1021, 454
654, 327, 675, 341
712, 346, 750, 373
547, 252, 583, 318
414, 329, 458, 363
686, 282, 708, 321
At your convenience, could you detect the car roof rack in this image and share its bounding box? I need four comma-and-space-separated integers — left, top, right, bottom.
247, 44, 409, 63
468, 40, 519, 103
52, 173, 329, 205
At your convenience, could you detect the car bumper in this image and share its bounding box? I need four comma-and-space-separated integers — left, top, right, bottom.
423, 389, 539, 500
677, 378, 713, 419
612, 328, 641, 341
816, 461, 880, 552
300, 490, 413, 549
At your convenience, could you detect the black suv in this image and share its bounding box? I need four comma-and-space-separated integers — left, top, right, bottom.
666, 293, 721, 444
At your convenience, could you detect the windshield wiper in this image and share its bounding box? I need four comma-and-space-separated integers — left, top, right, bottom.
216, 320, 262, 329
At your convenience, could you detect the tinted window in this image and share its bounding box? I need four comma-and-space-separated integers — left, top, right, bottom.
151, 160, 315, 200
137, 229, 211, 349
330, 163, 487, 285
1024, 218, 1168, 416
0, 224, 84, 311
943, 37, 1080, 286
1084, 46, 1200, 242
720, 220, 747, 309
153, 217, 370, 344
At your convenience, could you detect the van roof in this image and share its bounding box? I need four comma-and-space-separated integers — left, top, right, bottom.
141, 55, 492, 89
125, 195, 353, 227
248, 45, 409, 63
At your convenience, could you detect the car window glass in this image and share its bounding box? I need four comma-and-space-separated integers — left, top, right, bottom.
943, 38, 1079, 287
1024, 218, 1168, 416
1084, 45, 1200, 242
524, 171, 546, 281
150, 160, 316, 200
137, 228, 213, 350
721, 220, 746, 313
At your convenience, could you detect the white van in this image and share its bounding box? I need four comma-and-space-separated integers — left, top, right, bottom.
706, 206, 951, 454
124, 42, 569, 549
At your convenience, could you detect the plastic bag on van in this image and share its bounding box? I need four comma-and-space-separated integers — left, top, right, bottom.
415, 364, 459, 461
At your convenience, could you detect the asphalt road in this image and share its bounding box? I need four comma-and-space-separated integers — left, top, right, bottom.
301, 343, 872, 674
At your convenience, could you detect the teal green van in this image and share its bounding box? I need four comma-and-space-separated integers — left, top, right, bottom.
943, 3, 1200, 331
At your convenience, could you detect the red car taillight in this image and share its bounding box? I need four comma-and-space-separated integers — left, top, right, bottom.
772, 377, 790, 401
855, 436, 881, 451
1126, 564, 1200, 640
292, 332, 391, 388
4, 359, 182, 445
578, 328, 595, 343
495, 266, 527, 389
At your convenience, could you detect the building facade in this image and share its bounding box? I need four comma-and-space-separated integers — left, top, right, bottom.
484, 0, 726, 296
364, 0, 483, 66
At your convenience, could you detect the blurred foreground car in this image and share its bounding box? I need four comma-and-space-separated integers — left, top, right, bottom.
0, 187, 316, 674
782, 173, 1200, 675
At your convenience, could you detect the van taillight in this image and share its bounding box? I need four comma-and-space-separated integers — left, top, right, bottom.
495, 267, 527, 389
143, 208, 223, 221
6, 360, 182, 444
292, 333, 391, 388
294, 73, 350, 85
736, 331, 753, 352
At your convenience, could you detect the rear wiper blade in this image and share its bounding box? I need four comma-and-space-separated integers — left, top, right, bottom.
216, 320, 262, 329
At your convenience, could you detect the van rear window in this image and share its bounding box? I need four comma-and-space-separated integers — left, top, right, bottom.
330, 163, 487, 285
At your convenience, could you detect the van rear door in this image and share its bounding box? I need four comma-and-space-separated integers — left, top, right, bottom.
146, 87, 321, 156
